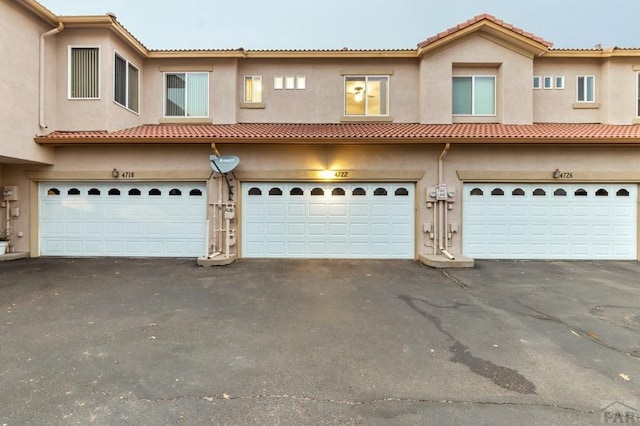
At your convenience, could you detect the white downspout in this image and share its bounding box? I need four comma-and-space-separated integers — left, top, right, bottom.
39, 22, 64, 129
438, 143, 455, 260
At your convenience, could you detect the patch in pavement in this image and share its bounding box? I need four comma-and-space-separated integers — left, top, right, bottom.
399, 295, 537, 395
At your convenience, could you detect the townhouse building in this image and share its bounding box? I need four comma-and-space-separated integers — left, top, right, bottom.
2, 0, 640, 266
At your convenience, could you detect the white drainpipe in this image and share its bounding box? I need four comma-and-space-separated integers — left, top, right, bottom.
39, 22, 64, 129
437, 143, 455, 260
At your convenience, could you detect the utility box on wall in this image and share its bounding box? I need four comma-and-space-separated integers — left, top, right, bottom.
3, 186, 18, 201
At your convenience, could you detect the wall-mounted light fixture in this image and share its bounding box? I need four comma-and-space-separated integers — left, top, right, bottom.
112, 168, 119, 178
553, 168, 561, 179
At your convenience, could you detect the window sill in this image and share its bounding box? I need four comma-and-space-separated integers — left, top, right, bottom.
572, 102, 600, 109
159, 117, 212, 124
240, 102, 266, 109
340, 115, 393, 123
632, 118, 640, 124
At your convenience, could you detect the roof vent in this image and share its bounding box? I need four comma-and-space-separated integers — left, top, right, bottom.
106, 12, 117, 20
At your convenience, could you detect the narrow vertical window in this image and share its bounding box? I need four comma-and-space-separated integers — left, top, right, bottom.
244, 76, 263, 102
577, 75, 595, 102
69, 47, 99, 99
532, 76, 541, 89
114, 52, 139, 113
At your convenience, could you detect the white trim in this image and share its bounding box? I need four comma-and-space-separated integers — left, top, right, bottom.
68, 45, 101, 100
576, 75, 596, 103
274, 75, 284, 90
113, 50, 140, 114
284, 75, 296, 89
343, 74, 391, 117
163, 71, 210, 118
296, 75, 306, 90
243, 75, 263, 103
532, 75, 541, 89
452, 74, 497, 117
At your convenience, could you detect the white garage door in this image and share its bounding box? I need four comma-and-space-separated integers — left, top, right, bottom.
463, 183, 637, 259
242, 182, 415, 258
40, 182, 207, 257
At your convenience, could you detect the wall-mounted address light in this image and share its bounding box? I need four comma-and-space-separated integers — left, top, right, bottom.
112, 168, 119, 178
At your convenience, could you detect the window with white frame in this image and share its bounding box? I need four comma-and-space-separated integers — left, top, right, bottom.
114, 53, 139, 113
164, 72, 208, 117
452, 75, 496, 115
543, 76, 553, 89
532, 76, 541, 89
273, 75, 306, 90
555, 76, 565, 89
69, 46, 99, 99
244, 76, 262, 103
344, 75, 389, 116
576, 75, 595, 102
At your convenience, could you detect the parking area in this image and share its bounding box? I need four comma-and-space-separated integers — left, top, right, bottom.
1, 258, 639, 425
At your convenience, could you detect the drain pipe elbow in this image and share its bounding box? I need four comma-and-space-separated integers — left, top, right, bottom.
39, 22, 64, 129
439, 247, 455, 260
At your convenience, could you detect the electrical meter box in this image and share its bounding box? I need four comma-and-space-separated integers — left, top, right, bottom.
224, 205, 236, 220
3, 186, 18, 201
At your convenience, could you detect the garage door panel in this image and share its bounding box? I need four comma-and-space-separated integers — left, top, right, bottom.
40, 182, 206, 257
308, 204, 326, 216
463, 183, 636, 259
288, 204, 305, 216
243, 182, 414, 259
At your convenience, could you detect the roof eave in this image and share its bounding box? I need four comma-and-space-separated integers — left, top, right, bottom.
34, 136, 640, 145
17, 0, 58, 26
417, 21, 550, 58
58, 15, 149, 57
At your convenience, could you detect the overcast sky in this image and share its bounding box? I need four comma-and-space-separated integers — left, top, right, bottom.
39, 0, 640, 51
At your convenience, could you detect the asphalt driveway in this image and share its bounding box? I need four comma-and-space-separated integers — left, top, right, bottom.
1, 258, 639, 425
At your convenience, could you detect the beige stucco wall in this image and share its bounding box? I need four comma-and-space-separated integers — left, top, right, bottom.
52, 28, 145, 132
0, 1, 55, 164
531, 56, 640, 124
237, 58, 419, 123
419, 35, 534, 124
8, 140, 640, 258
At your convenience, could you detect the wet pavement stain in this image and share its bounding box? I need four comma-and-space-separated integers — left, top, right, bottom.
399, 295, 537, 395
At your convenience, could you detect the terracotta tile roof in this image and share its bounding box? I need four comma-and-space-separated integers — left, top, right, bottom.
37, 123, 640, 144
418, 13, 553, 49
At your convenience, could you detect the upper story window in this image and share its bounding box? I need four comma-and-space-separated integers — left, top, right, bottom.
452, 75, 495, 115
69, 46, 99, 99
114, 52, 139, 113
532, 76, 541, 89
344, 75, 389, 116
164, 72, 209, 117
576, 75, 595, 102
244, 76, 263, 103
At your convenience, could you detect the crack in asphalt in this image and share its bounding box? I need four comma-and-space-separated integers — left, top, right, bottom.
94, 388, 599, 415
398, 295, 537, 395
516, 301, 640, 360
440, 269, 640, 361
